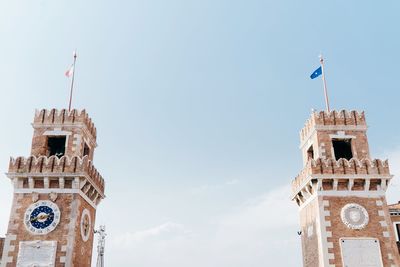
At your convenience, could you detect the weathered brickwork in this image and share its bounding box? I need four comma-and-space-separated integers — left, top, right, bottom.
324, 196, 400, 266
1, 109, 105, 267
0, 238, 4, 264
3, 194, 73, 267
299, 197, 320, 267
292, 110, 400, 267
71, 195, 96, 267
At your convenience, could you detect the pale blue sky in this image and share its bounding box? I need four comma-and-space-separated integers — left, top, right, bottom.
0, 1, 400, 266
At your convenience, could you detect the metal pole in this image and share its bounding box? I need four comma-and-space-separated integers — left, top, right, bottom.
68, 51, 77, 112
319, 55, 330, 113
95, 225, 106, 267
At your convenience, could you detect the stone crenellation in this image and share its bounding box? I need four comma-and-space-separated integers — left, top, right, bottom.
300, 110, 366, 143
8, 155, 104, 194
33, 109, 97, 139
292, 157, 390, 194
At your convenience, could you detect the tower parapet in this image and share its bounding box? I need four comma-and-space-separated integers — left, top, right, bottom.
292, 157, 392, 205
31, 108, 97, 161
8, 155, 105, 198
299, 110, 370, 166
8, 109, 105, 205
34, 109, 96, 138
294, 110, 388, 205
300, 110, 366, 144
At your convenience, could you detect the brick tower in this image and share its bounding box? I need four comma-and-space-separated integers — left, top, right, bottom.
292, 110, 400, 267
0, 109, 105, 267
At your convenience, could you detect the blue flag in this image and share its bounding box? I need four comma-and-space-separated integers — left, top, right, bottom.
310, 66, 322, 79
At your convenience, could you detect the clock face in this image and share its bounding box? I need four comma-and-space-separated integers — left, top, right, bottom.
24, 200, 60, 235
80, 209, 91, 242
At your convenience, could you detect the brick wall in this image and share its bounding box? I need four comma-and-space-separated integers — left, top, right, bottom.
324, 196, 400, 266
3, 194, 74, 267
299, 198, 320, 267
2, 193, 97, 267
0, 237, 4, 262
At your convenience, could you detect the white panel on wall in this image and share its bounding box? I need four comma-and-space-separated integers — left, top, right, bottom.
17, 240, 57, 267
340, 238, 383, 267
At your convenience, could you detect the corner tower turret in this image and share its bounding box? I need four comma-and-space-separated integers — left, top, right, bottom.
31, 109, 97, 160
292, 110, 400, 267
1, 109, 105, 267
300, 110, 369, 165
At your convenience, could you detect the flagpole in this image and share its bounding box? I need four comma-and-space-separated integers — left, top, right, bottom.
319, 55, 330, 113
68, 51, 77, 112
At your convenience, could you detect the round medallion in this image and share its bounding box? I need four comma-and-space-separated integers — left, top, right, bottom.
80, 209, 91, 242
341, 203, 369, 230
24, 200, 60, 235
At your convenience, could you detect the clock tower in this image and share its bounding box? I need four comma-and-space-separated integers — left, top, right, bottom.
292, 110, 400, 267
0, 109, 105, 267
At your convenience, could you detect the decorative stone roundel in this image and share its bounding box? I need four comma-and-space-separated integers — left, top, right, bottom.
80, 209, 92, 242
341, 203, 369, 230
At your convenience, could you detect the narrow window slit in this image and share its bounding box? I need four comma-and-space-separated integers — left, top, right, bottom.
307, 145, 314, 160
83, 143, 90, 157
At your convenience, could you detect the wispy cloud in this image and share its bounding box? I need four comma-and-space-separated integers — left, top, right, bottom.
218, 185, 298, 230
225, 178, 240, 185
190, 178, 240, 194
113, 222, 192, 245
106, 185, 301, 267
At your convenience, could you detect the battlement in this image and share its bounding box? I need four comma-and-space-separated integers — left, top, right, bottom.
292, 157, 390, 195
33, 109, 97, 139
8, 155, 104, 194
300, 110, 366, 143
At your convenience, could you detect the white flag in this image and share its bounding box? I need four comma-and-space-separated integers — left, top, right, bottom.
65, 64, 74, 78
